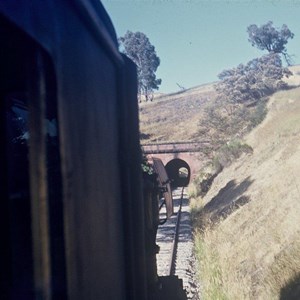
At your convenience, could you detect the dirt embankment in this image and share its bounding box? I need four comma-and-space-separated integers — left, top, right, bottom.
197, 83, 300, 299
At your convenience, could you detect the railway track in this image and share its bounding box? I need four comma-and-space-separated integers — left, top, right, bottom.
156, 189, 200, 299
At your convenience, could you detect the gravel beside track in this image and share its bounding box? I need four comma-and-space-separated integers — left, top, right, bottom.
156, 189, 200, 299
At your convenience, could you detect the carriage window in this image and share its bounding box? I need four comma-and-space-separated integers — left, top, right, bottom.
6, 94, 30, 200
9, 99, 29, 143
3, 96, 33, 298
0, 15, 66, 297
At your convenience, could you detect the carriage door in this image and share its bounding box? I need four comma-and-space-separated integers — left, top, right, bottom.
0, 16, 66, 299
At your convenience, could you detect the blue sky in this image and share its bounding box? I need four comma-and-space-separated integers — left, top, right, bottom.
102, 0, 300, 93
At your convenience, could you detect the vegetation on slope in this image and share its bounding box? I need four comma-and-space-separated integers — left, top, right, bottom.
140, 63, 300, 299
139, 57, 292, 149
191, 83, 300, 299
139, 83, 215, 143
139, 19, 300, 299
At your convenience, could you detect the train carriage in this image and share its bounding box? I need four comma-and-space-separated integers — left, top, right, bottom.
0, 1, 187, 299
0, 1, 147, 299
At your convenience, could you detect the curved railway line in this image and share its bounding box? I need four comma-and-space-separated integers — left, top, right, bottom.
156, 189, 200, 299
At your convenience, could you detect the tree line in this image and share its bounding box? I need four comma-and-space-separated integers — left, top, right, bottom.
119, 21, 294, 106
199, 21, 294, 148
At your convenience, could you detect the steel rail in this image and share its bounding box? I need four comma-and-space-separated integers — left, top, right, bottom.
167, 187, 185, 276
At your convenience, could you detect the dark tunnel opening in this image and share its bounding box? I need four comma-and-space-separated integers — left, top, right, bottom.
165, 158, 191, 188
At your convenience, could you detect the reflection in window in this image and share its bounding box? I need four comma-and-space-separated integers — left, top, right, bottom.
6, 94, 30, 200
5, 93, 33, 295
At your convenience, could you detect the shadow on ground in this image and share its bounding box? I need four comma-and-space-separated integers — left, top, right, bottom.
196, 176, 254, 228
156, 197, 192, 243
280, 273, 300, 300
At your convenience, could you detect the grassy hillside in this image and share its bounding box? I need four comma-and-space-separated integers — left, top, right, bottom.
140, 65, 300, 298
139, 83, 216, 143
190, 67, 300, 299
139, 65, 300, 145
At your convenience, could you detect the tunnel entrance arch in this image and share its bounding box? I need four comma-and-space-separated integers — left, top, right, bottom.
165, 158, 191, 188
143, 143, 209, 180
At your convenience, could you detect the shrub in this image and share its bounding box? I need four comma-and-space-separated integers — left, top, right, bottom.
216, 53, 292, 105
248, 100, 268, 128
213, 140, 253, 168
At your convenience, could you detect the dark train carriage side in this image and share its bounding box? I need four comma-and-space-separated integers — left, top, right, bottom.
0, 1, 147, 299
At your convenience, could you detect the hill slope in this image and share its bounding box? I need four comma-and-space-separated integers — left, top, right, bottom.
140, 65, 300, 298
193, 84, 300, 299
139, 65, 300, 145
139, 83, 216, 143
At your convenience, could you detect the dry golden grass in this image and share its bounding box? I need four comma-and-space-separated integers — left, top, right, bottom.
139, 83, 216, 143
141, 65, 300, 298
139, 65, 300, 144
142, 66, 300, 298
193, 85, 300, 299
283, 65, 300, 87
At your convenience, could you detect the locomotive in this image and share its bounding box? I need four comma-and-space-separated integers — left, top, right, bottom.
0, 1, 188, 299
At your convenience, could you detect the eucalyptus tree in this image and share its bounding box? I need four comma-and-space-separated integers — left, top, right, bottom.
216, 53, 292, 106
203, 53, 292, 141
119, 31, 161, 101
247, 21, 294, 65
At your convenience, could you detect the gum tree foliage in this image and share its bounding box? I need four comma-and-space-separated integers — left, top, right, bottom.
216, 53, 292, 106
247, 21, 294, 65
198, 23, 294, 151
119, 31, 161, 101
198, 53, 291, 146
